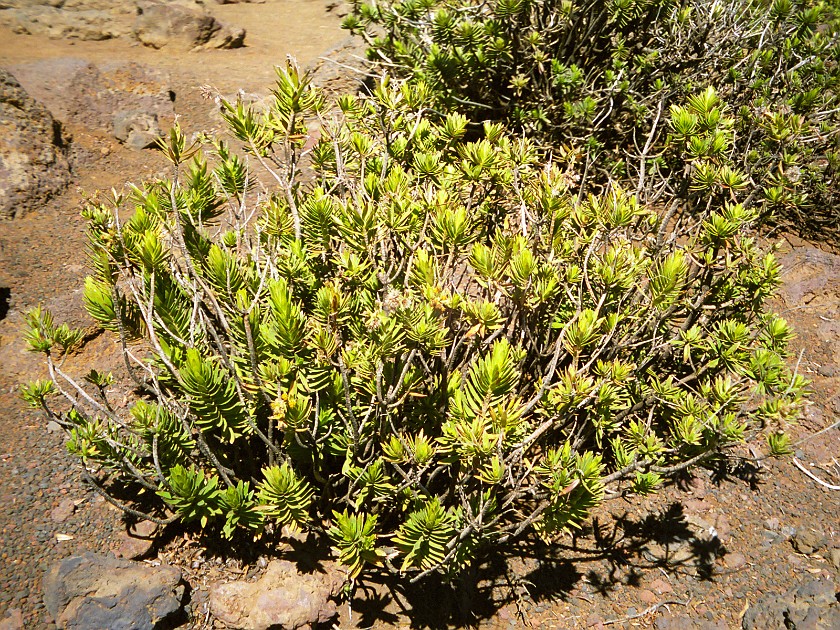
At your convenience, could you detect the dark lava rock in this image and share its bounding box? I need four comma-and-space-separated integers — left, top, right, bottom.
0, 68, 71, 219
43, 551, 184, 629
742, 578, 840, 629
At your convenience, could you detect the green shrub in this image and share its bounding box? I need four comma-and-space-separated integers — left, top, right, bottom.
347, 0, 840, 236
24, 66, 807, 582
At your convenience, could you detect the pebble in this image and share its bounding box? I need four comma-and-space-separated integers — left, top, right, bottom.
724, 553, 747, 570
792, 529, 828, 554
649, 578, 673, 594
639, 589, 657, 605
49, 498, 76, 523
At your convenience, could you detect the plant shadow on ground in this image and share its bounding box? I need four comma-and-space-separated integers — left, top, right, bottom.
343, 501, 727, 629
85, 457, 762, 629
92, 469, 736, 629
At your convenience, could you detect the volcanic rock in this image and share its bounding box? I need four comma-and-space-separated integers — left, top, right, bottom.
0, 68, 71, 219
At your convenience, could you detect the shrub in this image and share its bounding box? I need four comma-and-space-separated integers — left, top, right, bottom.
23, 66, 807, 582
346, 0, 840, 236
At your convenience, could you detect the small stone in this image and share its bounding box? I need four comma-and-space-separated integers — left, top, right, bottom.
50, 498, 76, 523
45, 421, 62, 434
829, 548, 840, 570
113, 529, 154, 560
724, 552, 747, 570
792, 529, 828, 555
655, 614, 694, 630
649, 578, 673, 595
713, 514, 731, 538
0, 607, 24, 630
764, 517, 780, 531
685, 513, 713, 530
126, 130, 159, 151
683, 499, 710, 514
645, 542, 695, 564
585, 615, 603, 628
129, 519, 158, 539
639, 589, 657, 605
113, 111, 161, 150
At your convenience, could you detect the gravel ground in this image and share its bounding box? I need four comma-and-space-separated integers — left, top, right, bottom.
1, 8, 838, 628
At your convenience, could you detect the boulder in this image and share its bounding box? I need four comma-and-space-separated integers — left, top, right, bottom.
43, 551, 185, 629
113, 111, 161, 149
7, 59, 174, 148
209, 559, 345, 630
134, 1, 245, 50
0, 68, 71, 219
0, 1, 137, 41
0, 1, 246, 49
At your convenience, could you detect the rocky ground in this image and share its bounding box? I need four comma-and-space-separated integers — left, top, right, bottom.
0, 2, 839, 629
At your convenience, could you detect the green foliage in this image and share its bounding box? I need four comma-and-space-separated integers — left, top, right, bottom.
329, 510, 383, 578
393, 498, 458, 571
179, 348, 248, 444
349, 0, 840, 237
158, 465, 221, 528
219, 481, 264, 539
257, 464, 314, 531
25, 67, 807, 583
24, 305, 83, 355
20, 379, 55, 409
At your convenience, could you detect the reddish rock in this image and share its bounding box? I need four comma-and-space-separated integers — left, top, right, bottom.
209, 559, 345, 630
724, 552, 747, 570
639, 589, 658, 605
649, 578, 674, 594
49, 498, 76, 524
0, 608, 23, 630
